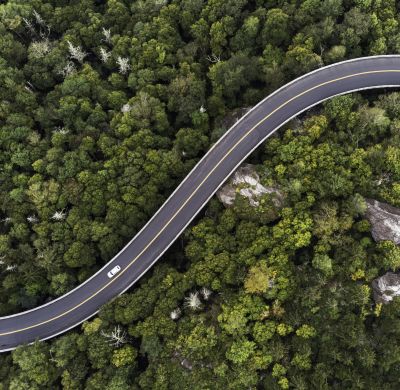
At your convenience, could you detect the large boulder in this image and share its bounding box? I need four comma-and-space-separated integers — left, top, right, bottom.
217, 164, 284, 208
365, 198, 400, 244
372, 272, 400, 304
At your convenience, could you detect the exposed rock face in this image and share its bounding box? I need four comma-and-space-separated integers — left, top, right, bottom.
217, 164, 284, 208
372, 272, 400, 304
365, 198, 400, 244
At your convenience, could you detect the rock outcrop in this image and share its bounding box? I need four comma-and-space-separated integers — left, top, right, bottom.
217, 164, 284, 208
372, 272, 400, 304
365, 198, 400, 244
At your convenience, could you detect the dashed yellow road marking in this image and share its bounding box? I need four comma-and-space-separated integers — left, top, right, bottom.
1, 69, 400, 336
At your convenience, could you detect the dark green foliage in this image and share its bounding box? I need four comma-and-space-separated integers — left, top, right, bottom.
1, 0, 400, 388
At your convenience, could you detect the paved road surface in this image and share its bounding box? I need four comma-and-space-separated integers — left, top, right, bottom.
1, 55, 400, 352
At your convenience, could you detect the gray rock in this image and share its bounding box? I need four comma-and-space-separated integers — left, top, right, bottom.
217, 164, 284, 208
365, 198, 400, 244
372, 272, 400, 304
180, 358, 193, 370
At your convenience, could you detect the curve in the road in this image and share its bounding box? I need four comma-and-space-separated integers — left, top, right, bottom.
1, 55, 400, 352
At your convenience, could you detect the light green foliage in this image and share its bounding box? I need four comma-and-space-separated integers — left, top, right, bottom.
244, 260, 274, 294
218, 301, 251, 336
11, 343, 57, 387
276, 323, 294, 336
272, 208, 313, 249
226, 339, 256, 364
252, 321, 276, 343
296, 324, 317, 339
312, 253, 333, 275
272, 363, 287, 377
82, 317, 103, 335
291, 352, 312, 370
112, 345, 137, 367
0, 0, 400, 388
176, 323, 218, 361
377, 241, 400, 271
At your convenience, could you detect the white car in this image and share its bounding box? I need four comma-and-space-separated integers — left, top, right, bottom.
107, 265, 121, 278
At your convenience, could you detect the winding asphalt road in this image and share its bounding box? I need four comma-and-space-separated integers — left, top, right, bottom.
1, 55, 400, 352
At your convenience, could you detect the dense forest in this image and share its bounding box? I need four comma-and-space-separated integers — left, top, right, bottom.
1, 0, 400, 388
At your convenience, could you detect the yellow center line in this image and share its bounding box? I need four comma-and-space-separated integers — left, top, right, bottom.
1, 68, 400, 337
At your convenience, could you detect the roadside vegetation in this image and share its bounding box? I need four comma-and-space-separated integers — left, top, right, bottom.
1, 0, 400, 388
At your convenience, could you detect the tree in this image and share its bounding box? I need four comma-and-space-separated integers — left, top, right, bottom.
11, 343, 58, 387
112, 345, 137, 367
230, 15, 260, 52
244, 260, 274, 294
284, 36, 322, 75
261, 9, 290, 47
173, 127, 208, 158
1, 0, 400, 387
64, 241, 96, 268
167, 65, 206, 126
176, 323, 218, 361
226, 339, 256, 364
208, 54, 261, 105
376, 241, 400, 271
312, 253, 333, 275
